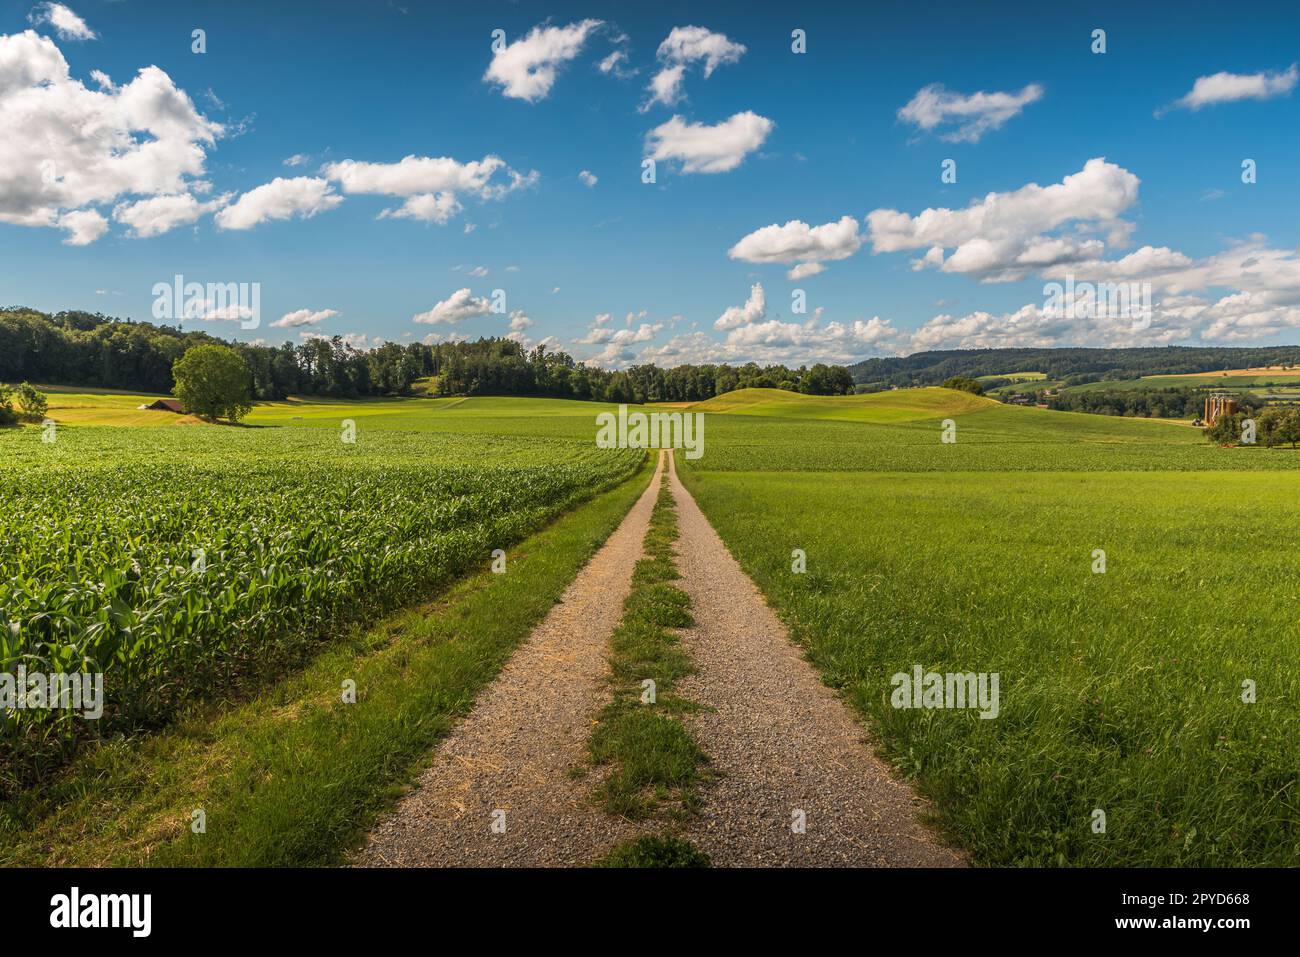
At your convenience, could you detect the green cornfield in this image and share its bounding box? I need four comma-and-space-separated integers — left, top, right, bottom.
0, 425, 640, 789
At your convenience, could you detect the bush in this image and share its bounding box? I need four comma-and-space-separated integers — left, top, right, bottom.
0, 383, 15, 426
943, 375, 985, 395
14, 382, 47, 420
1256, 406, 1300, 448
1204, 411, 1249, 445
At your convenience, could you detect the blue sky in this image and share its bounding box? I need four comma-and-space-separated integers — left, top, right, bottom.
2, 0, 1299, 366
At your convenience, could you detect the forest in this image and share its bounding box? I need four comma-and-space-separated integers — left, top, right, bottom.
850, 346, 1300, 389
0, 307, 855, 403
1041, 387, 1258, 419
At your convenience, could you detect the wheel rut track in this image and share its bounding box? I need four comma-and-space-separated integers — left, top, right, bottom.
356, 452, 667, 867
357, 448, 963, 867
665, 450, 964, 867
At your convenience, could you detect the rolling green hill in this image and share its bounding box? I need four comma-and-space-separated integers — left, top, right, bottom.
685, 385, 995, 422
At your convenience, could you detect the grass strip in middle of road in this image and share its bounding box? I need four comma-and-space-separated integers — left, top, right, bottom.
585, 465, 709, 834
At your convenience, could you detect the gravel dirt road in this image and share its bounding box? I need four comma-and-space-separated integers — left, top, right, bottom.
666, 451, 965, 867
356, 452, 666, 867
357, 447, 962, 867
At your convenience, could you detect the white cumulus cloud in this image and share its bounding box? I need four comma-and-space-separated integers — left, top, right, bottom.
728, 216, 862, 278
0, 29, 222, 243
866, 157, 1140, 281
57, 207, 106, 245
322, 154, 537, 224
645, 111, 773, 174
639, 310, 898, 368
1163, 64, 1298, 113
28, 3, 95, 41
112, 193, 230, 238
787, 262, 826, 281
214, 176, 341, 230
580, 319, 664, 365
898, 82, 1043, 143
1036, 238, 1300, 344
715, 282, 766, 331
413, 288, 493, 325
272, 308, 339, 329
597, 49, 633, 78
483, 20, 604, 101
643, 26, 745, 109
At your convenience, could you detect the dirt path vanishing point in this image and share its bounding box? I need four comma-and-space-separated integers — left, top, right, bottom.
358, 447, 962, 867
357, 452, 667, 867
666, 451, 965, 867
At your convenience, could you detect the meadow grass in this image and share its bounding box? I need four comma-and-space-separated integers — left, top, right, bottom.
679, 388, 1300, 866
687, 385, 993, 422
692, 395, 1300, 473
33, 388, 203, 427
245, 393, 629, 439
976, 372, 1048, 383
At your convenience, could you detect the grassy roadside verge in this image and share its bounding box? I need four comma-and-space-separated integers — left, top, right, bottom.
584, 465, 710, 865
0, 455, 653, 867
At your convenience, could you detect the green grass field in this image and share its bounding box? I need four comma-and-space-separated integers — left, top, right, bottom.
976, 371, 1051, 395
688, 385, 992, 422
678, 388, 1300, 866
33, 387, 204, 427
4, 385, 1298, 866
687, 388, 1300, 473
976, 372, 1048, 382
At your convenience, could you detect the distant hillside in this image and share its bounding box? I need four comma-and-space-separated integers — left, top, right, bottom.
850, 347, 1300, 389
687, 385, 993, 421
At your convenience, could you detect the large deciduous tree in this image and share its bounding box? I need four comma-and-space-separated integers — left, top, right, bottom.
172, 344, 253, 422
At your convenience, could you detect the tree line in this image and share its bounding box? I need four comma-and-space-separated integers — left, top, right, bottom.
0, 306, 432, 399
1204, 406, 1300, 447
1042, 387, 1255, 420
0, 307, 855, 403
850, 346, 1300, 390
435, 340, 854, 402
